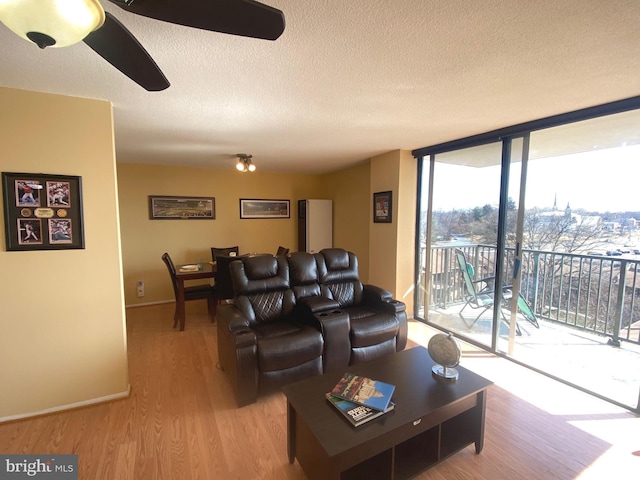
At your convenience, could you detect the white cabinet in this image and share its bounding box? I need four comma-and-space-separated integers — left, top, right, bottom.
297, 199, 332, 253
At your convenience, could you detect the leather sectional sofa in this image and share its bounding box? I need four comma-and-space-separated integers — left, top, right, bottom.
217, 248, 408, 407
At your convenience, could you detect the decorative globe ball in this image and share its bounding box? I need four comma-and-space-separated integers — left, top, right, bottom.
428, 333, 461, 369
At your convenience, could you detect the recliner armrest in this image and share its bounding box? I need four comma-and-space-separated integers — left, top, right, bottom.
217, 304, 256, 344
385, 299, 406, 313
362, 285, 406, 314
233, 329, 257, 349
363, 284, 393, 302
216, 304, 259, 407
299, 295, 340, 313
313, 309, 350, 372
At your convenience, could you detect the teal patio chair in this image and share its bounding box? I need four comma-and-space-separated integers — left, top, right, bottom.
454, 248, 539, 336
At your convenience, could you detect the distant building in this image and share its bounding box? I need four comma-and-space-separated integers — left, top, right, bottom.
602, 222, 621, 232
536, 200, 602, 230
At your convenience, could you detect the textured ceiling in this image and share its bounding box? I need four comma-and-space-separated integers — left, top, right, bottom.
1, 0, 640, 174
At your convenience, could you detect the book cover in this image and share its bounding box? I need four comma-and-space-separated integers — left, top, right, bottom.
325, 393, 394, 427
330, 372, 395, 412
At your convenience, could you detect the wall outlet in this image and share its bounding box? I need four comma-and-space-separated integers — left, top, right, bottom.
136, 281, 144, 297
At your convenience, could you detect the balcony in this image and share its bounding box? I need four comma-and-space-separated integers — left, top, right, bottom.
417, 245, 640, 412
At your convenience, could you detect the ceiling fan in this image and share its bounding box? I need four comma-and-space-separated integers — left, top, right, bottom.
0, 0, 285, 91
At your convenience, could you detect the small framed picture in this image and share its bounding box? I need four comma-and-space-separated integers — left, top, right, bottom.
240, 199, 290, 219
15, 180, 42, 207
17, 218, 43, 245
373, 191, 392, 223
49, 218, 73, 244
46, 181, 71, 207
149, 195, 215, 219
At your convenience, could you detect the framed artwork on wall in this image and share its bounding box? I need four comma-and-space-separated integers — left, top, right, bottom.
149, 195, 215, 219
239, 199, 290, 219
2, 172, 85, 251
373, 191, 393, 223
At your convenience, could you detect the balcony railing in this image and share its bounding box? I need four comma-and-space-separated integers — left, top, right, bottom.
421, 245, 640, 346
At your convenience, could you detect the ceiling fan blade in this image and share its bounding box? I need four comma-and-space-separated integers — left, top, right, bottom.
83, 12, 170, 91
107, 0, 285, 40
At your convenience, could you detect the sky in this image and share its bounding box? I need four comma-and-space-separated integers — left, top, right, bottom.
428, 144, 640, 213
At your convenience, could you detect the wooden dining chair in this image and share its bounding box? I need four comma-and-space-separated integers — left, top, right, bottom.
162, 252, 217, 327
214, 254, 242, 304
211, 246, 239, 261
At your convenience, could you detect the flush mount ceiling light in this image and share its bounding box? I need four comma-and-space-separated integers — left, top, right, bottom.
0, 0, 105, 49
236, 154, 256, 172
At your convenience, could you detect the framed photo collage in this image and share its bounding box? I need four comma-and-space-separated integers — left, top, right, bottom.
2, 172, 85, 251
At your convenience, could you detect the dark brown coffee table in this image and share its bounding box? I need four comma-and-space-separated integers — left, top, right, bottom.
282, 346, 492, 480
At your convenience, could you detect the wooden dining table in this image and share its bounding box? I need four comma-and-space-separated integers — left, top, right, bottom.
174, 262, 216, 331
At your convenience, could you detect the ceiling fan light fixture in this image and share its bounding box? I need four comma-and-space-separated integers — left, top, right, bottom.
0, 0, 105, 48
236, 154, 256, 173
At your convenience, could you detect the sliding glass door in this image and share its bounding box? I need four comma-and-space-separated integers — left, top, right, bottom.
415, 104, 640, 412
505, 111, 640, 409
417, 141, 521, 349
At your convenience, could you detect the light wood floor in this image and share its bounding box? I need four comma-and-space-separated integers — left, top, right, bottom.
1, 302, 638, 479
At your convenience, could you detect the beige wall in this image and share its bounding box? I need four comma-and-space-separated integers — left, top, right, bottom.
369, 151, 401, 291
117, 163, 328, 305
118, 160, 382, 306
0, 86, 417, 422
369, 150, 417, 316
117, 154, 416, 310
0, 87, 129, 420
322, 162, 371, 281
396, 150, 418, 314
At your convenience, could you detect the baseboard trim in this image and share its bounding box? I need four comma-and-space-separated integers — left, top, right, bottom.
0, 385, 131, 424
125, 300, 172, 309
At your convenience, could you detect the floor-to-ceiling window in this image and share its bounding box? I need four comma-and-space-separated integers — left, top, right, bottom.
418, 142, 504, 349
414, 99, 640, 413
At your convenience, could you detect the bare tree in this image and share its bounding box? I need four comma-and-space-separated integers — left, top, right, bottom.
522, 208, 602, 253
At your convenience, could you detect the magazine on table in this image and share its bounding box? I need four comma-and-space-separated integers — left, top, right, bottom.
330, 372, 395, 412
325, 393, 394, 427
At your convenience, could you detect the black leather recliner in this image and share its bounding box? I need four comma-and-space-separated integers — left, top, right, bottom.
316, 248, 408, 364
217, 249, 408, 407
217, 254, 324, 406
288, 251, 351, 373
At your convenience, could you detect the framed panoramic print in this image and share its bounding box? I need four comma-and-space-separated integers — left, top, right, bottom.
2, 172, 85, 251
239, 199, 290, 219
373, 190, 393, 223
149, 195, 215, 219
